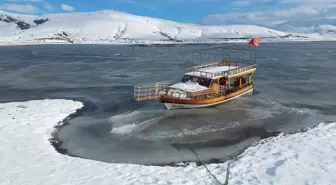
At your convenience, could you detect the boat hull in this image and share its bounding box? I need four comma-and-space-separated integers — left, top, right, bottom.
164, 87, 253, 110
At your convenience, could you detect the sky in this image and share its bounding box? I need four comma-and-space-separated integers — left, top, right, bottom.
0, 0, 336, 26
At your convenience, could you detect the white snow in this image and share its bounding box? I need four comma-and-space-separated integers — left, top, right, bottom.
1, 99, 336, 185
1, 10, 329, 45
186, 66, 239, 79
169, 80, 209, 92
0, 11, 35, 39
202, 66, 238, 73
272, 18, 336, 37
0, 10, 36, 24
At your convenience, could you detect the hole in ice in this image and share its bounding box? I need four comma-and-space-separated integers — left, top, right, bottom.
52, 96, 323, 166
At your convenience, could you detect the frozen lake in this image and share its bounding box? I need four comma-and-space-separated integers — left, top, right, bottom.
0, 42, 335, 165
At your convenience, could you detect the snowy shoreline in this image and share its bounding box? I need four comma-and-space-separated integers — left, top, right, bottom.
1, 99, 336, 185
1, 38, 335, 47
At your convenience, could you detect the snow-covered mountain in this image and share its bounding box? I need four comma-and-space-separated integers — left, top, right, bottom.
272, 19, 336, 36
0, 10, 288, 44
0, 10, 333, 45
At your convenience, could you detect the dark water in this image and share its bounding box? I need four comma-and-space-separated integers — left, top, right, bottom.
0, 42, 335, 166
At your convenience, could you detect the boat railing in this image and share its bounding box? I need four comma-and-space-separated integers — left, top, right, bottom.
135, 81, 214, 101
165, 88, 191, 100
227, 81, 254, 94
163, 82, 254, 101
162, 88, 217, 101
188, 89, 217, 101
185, 59, 251, 73
195, 64, 256, 79
185, 60, 256, 79
198, 71, 214, 78
226, 64, 256, 78
134, 81, 172, 101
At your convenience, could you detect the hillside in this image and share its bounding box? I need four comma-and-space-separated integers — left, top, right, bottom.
0, 10, 333, 45
272, 18, 336, 36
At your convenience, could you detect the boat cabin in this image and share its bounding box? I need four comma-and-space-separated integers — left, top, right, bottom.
165, 59, 255, 100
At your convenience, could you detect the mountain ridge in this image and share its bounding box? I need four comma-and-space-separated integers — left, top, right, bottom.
0, 10, 334, 45
271, 18, 336, 35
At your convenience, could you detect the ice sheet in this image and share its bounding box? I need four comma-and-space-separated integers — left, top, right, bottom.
1, 99, 336, 185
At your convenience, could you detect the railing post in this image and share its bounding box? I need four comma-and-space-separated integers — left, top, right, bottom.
145, 85, 147, 100
155, 83, 159, 99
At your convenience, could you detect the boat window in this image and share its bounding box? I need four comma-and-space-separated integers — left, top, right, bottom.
199, 78, 212, 87
181, 75, 212, 88
181, 75, 191, 82
219, 77, 226, 86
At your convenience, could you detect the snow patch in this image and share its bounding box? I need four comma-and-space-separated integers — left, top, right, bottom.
169, 80, 208, 92
272, 18, 336, 38
1, 99, 336, 185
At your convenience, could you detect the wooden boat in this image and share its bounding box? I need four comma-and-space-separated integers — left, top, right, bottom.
134, 40, 259, 110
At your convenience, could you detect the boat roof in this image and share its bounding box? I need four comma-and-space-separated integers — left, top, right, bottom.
184, 60, 257, 79
186, 66, 238, 79
186, 65, 239, 79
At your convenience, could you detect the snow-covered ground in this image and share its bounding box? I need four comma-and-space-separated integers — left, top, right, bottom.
169, 81, 209, 92
1, 10, 335, 45
1, 99, 336, 185
272, 18, 336, 35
